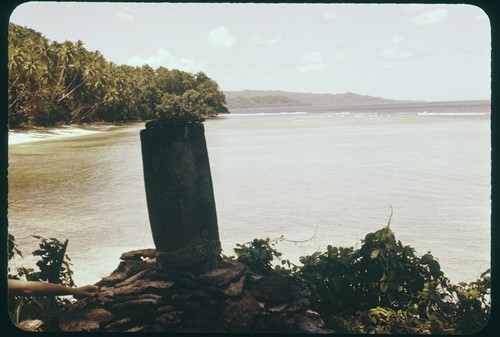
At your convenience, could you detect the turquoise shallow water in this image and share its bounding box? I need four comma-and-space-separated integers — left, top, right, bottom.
8, 110, 491, 285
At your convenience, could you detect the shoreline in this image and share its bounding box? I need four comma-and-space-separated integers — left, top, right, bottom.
8, 123, 125, 145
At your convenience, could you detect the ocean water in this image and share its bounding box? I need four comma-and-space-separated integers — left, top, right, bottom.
7, 109, 491, 286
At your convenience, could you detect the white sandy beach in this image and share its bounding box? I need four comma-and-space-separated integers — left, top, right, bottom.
8, 124, 115, 145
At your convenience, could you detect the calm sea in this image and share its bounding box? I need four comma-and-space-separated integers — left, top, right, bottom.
7, 108, 491, 286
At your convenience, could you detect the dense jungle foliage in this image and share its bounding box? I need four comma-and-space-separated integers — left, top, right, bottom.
9, 225, 490, 334
8, 23, 228, 128
230, 225, 491, 334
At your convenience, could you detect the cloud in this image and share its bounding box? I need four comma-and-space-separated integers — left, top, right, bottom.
390, 35, 404, 45
299, 51, 325, 73
127, 48, 206, 72
207, 25, 236, 49
452, 42, 488, 55
379, 35, 415, 59
378, 46, 415, 60
252, 34, 282, 46
177, 58, 208, 72
128, 49, 174, 68
298, 51, 348, 73
410, 8, 448, 25
116, 7, 135, 21
330, 52, 348, 62
324, 9, 338, 21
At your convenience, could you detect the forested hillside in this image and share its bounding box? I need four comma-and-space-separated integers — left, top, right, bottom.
8, 23, 228, 128
223, 90, 408, 109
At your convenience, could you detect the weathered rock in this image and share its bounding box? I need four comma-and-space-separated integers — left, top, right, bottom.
18, 319, 44, 331
170, 289, 213, 301
250, 273, 264, 282
113, 270, 150, 288
120, 248, 157, 261
224, 274, 246, 298
150, 269, 196, 284
155, 312, 181, 325
249, 271, 301, 304
69, 288, 114, 310
125, 325, 147, 332
294, 310, 335, 334
197, 260, 247, 287
170, 299, 201, 310
221, 291, 261, 331
283, 300, 303, 313
59, 308, 114, 332
267, 303, 288, 313
110, 297, 164, 312
53, 248, 335, 333
110, 293, 162, 304
255, 314, 293, 332
111, 279, 175, 296
104, 317, 134, 331
157, 305, 174, 312
96, 271, 128, 287
96, 260, 152, 287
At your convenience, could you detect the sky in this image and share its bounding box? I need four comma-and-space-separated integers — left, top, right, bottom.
8, 2, 491, 102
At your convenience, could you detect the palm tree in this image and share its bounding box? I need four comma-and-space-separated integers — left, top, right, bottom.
8, 23, 229, 127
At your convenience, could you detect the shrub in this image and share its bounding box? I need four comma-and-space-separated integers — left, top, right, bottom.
8, 235, 76, 325
229, 225, 491, 334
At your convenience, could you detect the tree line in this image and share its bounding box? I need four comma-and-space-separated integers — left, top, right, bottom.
8, 23, 229, 128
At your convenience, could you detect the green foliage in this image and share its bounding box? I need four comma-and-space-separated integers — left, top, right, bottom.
228, 225, 491, 334
233, 238, 285, 274
8, 23, 228, 128
8, 235, 77, 325
452, 269, 491, 333
31, 236, 75, 287
8, 233, 23, 261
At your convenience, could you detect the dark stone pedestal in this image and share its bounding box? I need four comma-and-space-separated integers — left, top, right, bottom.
140, 121, 221, 274
53, 249, 334, 333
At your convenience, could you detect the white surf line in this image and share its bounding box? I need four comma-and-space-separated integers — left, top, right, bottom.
8, 125, 108, 145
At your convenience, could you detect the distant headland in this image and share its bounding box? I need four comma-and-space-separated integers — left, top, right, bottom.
223, 90, 490, 114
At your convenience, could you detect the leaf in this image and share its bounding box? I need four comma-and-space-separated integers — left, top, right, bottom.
333, 278, 343, 292
429, 260, 441, 277
469, 289, 480, 299
403, 245, 415, 257
380, 282, 388, 293
364, 233, 376, 243
370, 249, 379, 259
480, 269, 491, 278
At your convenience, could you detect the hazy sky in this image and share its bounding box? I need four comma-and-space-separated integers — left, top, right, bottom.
9, 2, 491, 101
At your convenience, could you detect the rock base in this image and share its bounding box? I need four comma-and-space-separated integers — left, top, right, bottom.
25, 249, 334, 333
